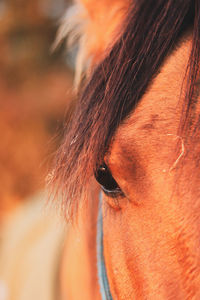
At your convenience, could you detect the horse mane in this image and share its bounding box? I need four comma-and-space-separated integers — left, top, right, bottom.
51, 0, 200, 220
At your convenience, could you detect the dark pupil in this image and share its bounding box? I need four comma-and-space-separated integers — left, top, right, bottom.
95, 163, 120, 193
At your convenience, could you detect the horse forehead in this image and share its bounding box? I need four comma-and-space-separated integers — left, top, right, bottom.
112, 36, 192, 155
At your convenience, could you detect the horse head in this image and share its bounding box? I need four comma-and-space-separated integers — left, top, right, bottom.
53, 1, 200, 298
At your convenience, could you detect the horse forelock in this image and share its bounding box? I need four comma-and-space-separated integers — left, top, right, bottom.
52, 0, 200, 221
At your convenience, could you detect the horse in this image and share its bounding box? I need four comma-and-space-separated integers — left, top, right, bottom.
52, 0, 200, 298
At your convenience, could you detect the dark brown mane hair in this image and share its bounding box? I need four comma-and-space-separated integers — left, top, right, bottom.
52, 0, 200, 220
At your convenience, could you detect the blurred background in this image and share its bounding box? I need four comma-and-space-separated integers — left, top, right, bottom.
0, 0, 74, 220
0, 1, 76, 299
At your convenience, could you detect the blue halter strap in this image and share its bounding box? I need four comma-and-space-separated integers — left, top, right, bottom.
97, 193, 113, 300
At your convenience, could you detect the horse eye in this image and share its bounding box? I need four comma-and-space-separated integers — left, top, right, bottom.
95, 163, 124, 198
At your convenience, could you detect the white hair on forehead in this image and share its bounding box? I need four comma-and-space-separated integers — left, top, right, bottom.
53, 2, 89, 87
53, 0, 130, 88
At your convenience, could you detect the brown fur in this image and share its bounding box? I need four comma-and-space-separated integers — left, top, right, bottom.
61, 31, 200, 300
54, 1, 200, 298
